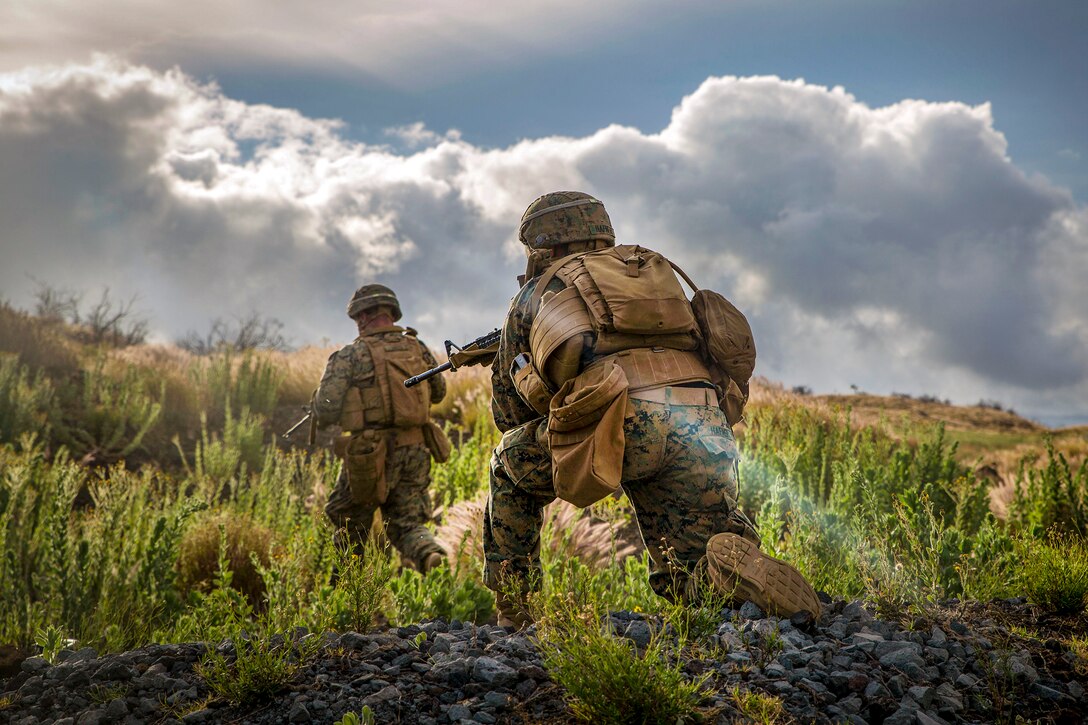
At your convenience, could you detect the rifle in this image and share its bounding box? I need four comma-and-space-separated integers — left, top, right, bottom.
281, 400, 318, 444
404, 328, 501, 388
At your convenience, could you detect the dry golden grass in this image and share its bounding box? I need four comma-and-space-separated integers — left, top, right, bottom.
436, 492, 643, 572
0, 302, 82, 377
177, 511, 275, 607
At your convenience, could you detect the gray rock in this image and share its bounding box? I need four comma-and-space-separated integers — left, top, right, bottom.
20, 657, 49, 674
288, 702, 311, 723
473, 713, 497, 724
446, 704, 472, 720
472, 657, 517, 688
882, 706, 917, 725
365, 685, 401, 705
955, 673, 977, 689
622, 620, 652, 648
483, 692, 512, 709
104, 697, 129, 719
1031, 683, 1072, 704
739, 601, 765, 620
915, 712, 950, 725
864, 680, 892, 700
75, 711, 104, 725
907, 686, 934, 708
928, 626, 947, 645
879, 647, 927, 671
1068, 680, 1084, 698
181, 710, 212, 724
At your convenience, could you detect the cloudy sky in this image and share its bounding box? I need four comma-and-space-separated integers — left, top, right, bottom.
0, 0, 1085, 426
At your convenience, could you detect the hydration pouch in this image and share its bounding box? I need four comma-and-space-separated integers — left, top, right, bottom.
547, 361, 629, 508
334, 432, 389, 505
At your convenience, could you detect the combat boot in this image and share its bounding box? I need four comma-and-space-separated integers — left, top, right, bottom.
706, 533, 822, 618
421, 551, 445, 573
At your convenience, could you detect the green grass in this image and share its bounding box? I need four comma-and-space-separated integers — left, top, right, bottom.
2, 300, 1087, 718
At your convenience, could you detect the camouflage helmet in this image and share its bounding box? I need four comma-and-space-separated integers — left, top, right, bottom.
518, 191, 615, 251
347, 284, 402, 321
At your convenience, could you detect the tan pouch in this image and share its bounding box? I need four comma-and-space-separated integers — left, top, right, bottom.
547, 361, 629, 507
721, 377, 747, 427
513, 356, 554, 416
334, 433, 388, 505
422, 421, 452, 463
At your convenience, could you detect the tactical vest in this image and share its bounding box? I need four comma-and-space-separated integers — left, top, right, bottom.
522, 245, 709, 406
339, 326, 431, 431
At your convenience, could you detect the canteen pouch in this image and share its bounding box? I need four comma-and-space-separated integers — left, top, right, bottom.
547, 361, 629, 507
422, 421, 452, 463
334, 432, 388, 505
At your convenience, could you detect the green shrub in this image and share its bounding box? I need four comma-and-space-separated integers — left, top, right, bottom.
1008, 440, 1088, 538
55, 355, 163, 462
197, 631, 317, 705
389, 558, 494, 626
327, 537, 397, 633
0, 355, 55, 444
534, 596, 712, 724
431, 406, 499, 508
191, 349, 282, 420
1019, 533, 1088, 614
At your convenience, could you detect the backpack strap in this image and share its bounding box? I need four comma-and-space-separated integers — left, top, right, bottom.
667, 260, 700, 294
528, 251, 587, 311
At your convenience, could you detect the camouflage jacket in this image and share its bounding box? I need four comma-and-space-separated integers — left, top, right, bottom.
315, 326, 446, 429
490, 275, 568, 433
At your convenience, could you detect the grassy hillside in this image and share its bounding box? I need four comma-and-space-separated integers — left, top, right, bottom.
2, 299, 1087, 716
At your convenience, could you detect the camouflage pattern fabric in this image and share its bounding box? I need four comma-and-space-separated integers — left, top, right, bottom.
486, 272, 758, 601
316, 327, 446, 569
325, 441, 442, 568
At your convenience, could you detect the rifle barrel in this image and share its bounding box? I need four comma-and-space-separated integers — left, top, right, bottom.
404, 361, 453, 388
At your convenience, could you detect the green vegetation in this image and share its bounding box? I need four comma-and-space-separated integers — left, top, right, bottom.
1, 301, 1087, 712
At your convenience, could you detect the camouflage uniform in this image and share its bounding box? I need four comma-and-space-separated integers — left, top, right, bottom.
486, 273, 758, 601
316, 326, 446, 569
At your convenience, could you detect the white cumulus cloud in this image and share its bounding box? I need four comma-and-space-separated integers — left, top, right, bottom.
0, 59, 1085, 422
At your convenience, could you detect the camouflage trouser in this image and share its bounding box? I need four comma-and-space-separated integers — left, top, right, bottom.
483, 396, 758, 600
325, 441, 443, 570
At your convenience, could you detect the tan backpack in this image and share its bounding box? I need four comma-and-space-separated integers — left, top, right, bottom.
669, 264, 756, 425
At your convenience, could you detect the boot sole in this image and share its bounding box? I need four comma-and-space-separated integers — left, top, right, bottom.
706, 533, 821, 617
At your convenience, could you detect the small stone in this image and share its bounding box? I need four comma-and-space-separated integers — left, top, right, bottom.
365, 685, 401, 705
864, 680, 892, 700
473, 657, 517, 688
739, 601, 764, 619
483, 692, 512, 708
446, 704, 472, 720
20, 657, 49, 674
1067, 681, 1084, 698
1031, 683, 1072, 704
789, 609, 815, 629
955, 673, 977, 689
623, 620, 652, 648
288, 702, 311, 723
882, 706, 916, 725
105, 697, 130, 718
907, 686, 934, 708
928, 626, 947, 645
474, 713, 497, 724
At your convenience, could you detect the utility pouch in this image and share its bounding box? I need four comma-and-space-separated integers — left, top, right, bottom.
547, 361, 629, 507
422, 421, 452, 463
512, 354, 554, 416
334, 433, 388, 506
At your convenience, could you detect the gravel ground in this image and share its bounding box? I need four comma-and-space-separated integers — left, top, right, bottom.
2, 596, 1085, 724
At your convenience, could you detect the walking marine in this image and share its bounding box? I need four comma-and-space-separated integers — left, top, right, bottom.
313, 283, 449, 572
484, 191, 822, 626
